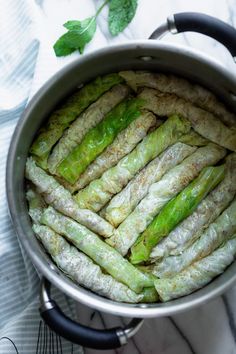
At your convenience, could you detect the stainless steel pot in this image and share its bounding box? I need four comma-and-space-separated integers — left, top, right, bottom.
6, 12, 236, 350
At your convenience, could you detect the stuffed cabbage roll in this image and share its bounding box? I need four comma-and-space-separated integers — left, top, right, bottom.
107, 144, 226, 256
48, 84, 130, 174
153, 199, 236, 278
34, 224, 158, 303
30, 73, 123, 166
154, 235, 236, 302
103, 143, 196, 227
74, 115, 190, 212
27, 189, 157, 303
130, 165, 225, 264
25, 158, 113, 238
41, 207, 154, 293
139, 88, 236, 151
151, 153, 236, 260
179, 130, 209, 146
71, 111, 158, 192
119, 71, 236, 128
57, 97, 145, 183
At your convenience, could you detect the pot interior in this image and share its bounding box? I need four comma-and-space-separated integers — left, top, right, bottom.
6, 41, 236, 317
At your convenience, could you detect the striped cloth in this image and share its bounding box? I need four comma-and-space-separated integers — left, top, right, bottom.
0, 1, 84, 353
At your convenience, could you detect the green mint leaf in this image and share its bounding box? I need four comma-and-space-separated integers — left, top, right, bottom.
108, 0, 138, 36
63, 19, 91, 31
53, 17, 96, 57
53, 33, 77, 57
63, 20, 84, 30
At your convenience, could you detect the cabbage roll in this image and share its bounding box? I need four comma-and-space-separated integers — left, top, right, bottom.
139, 88, 236, 152
30, 73, 123, 166
151, 153, 236, 260
130, 165, 225, 264
103, 143, 196, 227
27, 189, 156, 303
154, 235, 236, 302
107, 144, 226, 256
71, 111, 157, 192
48, 84, 130, 174
153, 199, 236, 278
41, 207, 154, 293
34, 224, 157, 303
25, 158, 113, 238
74, 115, 191, 212
179, 130, 209, 146
57, 97, 146, 183
119, 71, 236, 128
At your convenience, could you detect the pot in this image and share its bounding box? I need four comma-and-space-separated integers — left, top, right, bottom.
6, 12, 236, 350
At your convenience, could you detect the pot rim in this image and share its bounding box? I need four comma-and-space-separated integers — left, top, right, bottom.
25, 40, 236, 103
6, 40, 236, 318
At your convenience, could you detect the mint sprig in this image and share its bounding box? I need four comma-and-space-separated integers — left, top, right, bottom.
108, 0, 138, 36
54, 17, 97, 56
53, 0, 138, 57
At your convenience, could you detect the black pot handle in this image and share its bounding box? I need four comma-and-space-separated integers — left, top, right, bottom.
39, 278, 143, 350
150, 12, 236, 60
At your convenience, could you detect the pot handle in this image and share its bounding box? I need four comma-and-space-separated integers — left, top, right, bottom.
150, 12, 236, 61
39, 278, 143, 350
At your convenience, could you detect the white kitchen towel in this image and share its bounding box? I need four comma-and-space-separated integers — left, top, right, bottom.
0, 0, 235, 353
0, 1, 84, 353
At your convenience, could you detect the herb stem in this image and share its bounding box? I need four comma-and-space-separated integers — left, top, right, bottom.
95, 0, 110, 18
